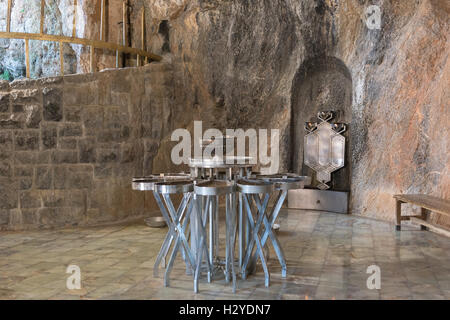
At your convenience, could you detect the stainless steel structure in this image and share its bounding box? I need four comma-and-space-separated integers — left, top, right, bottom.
288, 189, 349, 214
304, 111, 346, 190
193, 180, 237, 293
132, 137, 311, 293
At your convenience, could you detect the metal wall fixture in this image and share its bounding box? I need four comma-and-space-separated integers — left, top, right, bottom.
0, 0, 162, 78
304, 111, 346, 190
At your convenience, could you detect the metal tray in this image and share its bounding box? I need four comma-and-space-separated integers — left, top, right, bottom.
194, 180, 235, 196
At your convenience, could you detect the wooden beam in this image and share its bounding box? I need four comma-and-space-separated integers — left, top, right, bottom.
40, 0, 45, 34
59, 41, 64, 75
25, 39, 30, 78
410, 217, 450, 238
141, 8, 146, 65
6, 0, 12, 33
122, 1, 127, 46
90, 45, 95, 73
141, 8, 145, 51
100, 0, 106, 41
0, 32, 162, 61
72, 0, 77, 38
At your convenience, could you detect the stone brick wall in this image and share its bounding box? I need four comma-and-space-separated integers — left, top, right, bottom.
0, 62, 175, 230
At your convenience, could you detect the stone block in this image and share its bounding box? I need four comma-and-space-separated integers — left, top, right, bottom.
94, 165, 113, 178
82, 106, 103, 135
14, 130, 40, 151
0, 114, 24, 129
38, 205, 84, 226
41, 191, 64, 207
0, 182, 18, 209
58, 138, 77, 149
54, 166, 93, 189
13, 104, 24, 112
97, 130, 121, 143
53, 166, 66, 189
64, 190, 86, 207
120, 144, 136, 163
0, 209, 9, 226
64, 105, 82, 122
36, 166, 52, 189
14, 166, 33, 177
19, 191, 41, 208
37, 208, 57, 226
97, 148, 119, 163
19, 178, 33, 190
43, 87, 63, 121
24, 105, 42, 128
111, 73, 131, 92
21, 209, 38, 225
63, 83, 98, 106
0, 161, 12, 177
41, 124, 57, 149
8, 209, 22, 229
0, 80, 10, 91
51, 150, 78, 164
103, 107, 122, 129
10, 89, 40, 105
86, 208, 101, 222
110, 92, 129, 108
66, 166, 93, 189
79, 138, 96, 163
0, 131, 12, 150
0, 93, 10, 112
59, 123, 82, 137
15, 151, 51, 164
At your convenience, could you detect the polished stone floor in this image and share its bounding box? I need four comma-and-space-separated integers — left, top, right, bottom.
0, 209, 449, 300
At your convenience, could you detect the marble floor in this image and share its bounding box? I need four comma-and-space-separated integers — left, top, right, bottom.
0, 209, 449, 300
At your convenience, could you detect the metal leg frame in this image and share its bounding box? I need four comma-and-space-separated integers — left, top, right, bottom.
194, 195, 213, 293
241, 193, 271, 287
153, 192, 189, 277
157, 193, 196, 287
251, 191, 288, 278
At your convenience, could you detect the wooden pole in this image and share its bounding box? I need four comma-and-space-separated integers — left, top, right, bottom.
6, 0, 12, 33
72, 0, 77, 38
25, 39, 30, 78
40, 0, 45, 34
90, 45, 95, 73
100, 0, 106, 41
116, 25, 120, 68
122, 2, 127, 46
122, 1, 127, 67
141, 8, 146, 65
59, 41, 64, 76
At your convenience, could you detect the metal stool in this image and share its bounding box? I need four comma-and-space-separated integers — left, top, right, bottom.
132, 175, 193, 277
153, 180, 195, 287
193, 180, 237, 293
252, 174, 308, 278
237, 178, 274, 287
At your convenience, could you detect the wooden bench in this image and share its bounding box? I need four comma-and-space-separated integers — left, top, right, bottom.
394, 194, 450, 235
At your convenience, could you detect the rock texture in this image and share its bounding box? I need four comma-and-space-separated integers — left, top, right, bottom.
150, 0, 449, 226
0, 0, 448, 229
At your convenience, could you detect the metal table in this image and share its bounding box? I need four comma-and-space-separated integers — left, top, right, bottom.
188, 156, 253, 264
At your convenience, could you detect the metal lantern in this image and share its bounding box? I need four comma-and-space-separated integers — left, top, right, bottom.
304, 111, 346, 190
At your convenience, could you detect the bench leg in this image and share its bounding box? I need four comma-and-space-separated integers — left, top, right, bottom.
395, 200, 402, 231
420, 207, 428, 231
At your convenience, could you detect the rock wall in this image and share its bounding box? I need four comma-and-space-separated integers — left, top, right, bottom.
0, 62, 175, 230
150, 0, 449, 226
0, 0, 448, 229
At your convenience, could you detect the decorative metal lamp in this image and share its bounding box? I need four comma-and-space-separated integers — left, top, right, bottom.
304, 111, 346, 190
